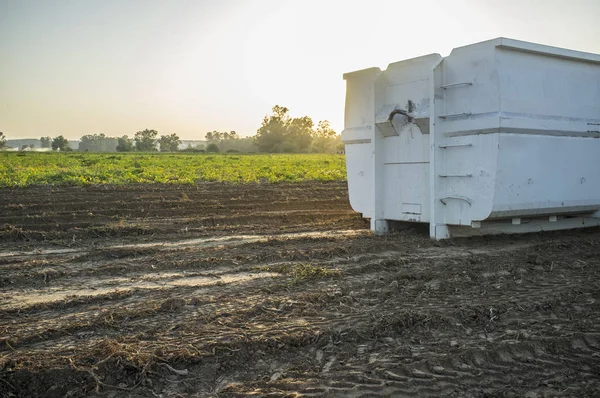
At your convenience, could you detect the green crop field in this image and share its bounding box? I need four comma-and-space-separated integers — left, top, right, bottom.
0, 152, 347, 187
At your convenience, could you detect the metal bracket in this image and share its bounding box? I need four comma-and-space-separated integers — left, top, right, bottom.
440, 196, 472, 206
438, 143, 473, 149
439, 113, 472, 119
441, 82, 473, 89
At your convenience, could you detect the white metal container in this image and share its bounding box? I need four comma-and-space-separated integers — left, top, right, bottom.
342, 38, 600, 239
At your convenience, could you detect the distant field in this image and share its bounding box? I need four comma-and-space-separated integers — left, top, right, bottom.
0, 152, 347, 187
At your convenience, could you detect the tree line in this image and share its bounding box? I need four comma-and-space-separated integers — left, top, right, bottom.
1, 106, 343, 153
35, 131, 190, 152
254, 106, 341, 153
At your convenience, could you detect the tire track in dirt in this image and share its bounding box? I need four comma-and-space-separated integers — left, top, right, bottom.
0, 182, 365, 244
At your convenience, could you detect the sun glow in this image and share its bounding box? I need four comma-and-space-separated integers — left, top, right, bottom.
1, 0, 599, 139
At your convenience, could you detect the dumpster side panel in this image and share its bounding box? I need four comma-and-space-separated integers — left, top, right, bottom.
496, 44, 600, 128
491, 134, 600, 218
488, 43, 600, 218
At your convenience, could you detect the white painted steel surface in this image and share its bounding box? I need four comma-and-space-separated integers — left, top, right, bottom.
342, 38, 600, 239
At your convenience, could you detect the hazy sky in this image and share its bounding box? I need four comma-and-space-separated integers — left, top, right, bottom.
1, 0, 599, 140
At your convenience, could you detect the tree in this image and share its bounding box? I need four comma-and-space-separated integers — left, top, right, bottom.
0, 132, 6, 149
335, 138, 345, 153
206, 143, 220, 153
223, 136, 256, 153
79, 133, 118, 152
311, 120, 339, 153
205, 130, 246, 152
181, 143, 205, 153
158, 133, 181, 152
286, 116, 314, 152
205, 131, 227, 142
134, 129, 158, 152
116, 135, 134, 152
40, 136, 51, 148
51, 135, 70, 151
314, 120, 336, 139
254, 105, 317, 153
254, 106, 291, 153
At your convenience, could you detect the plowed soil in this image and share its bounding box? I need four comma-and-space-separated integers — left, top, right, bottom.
1, 182, 600, 397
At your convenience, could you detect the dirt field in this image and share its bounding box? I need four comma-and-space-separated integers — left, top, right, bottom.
1, 182, 600, 397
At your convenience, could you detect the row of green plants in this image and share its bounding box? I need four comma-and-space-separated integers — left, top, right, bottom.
0, 152, 347, 187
